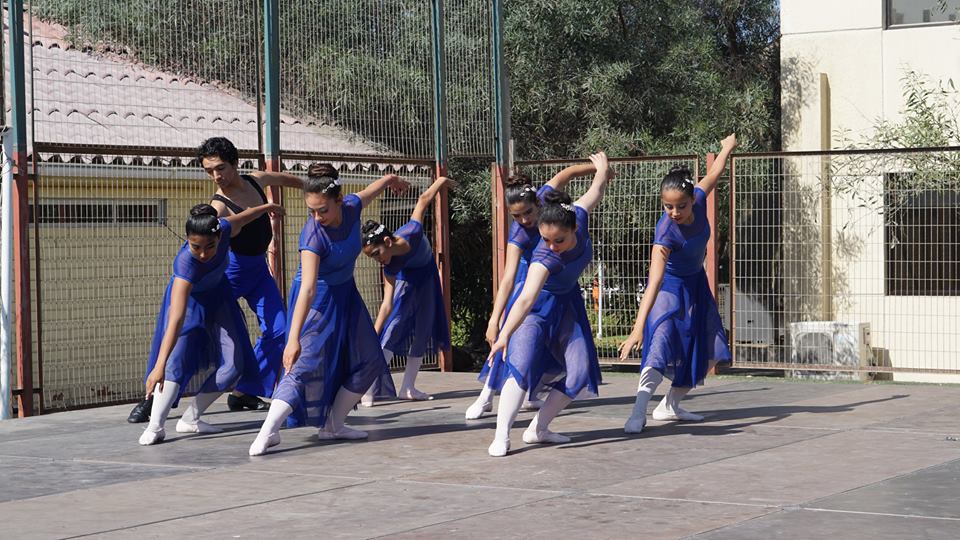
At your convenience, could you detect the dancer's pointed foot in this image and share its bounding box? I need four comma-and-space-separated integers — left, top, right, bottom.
398, 388, 433, 401
248, 432, 281, 456
522, 427, 570, 444
624, 414, 647, 434
175, 418, 223, 434
465, 399, 493, 420
138, 426, 165, 446
488, 439, 510, 457
652, 402, 703, 422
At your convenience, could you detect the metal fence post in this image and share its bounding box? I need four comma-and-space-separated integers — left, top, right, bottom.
7, 0, 33, 416
490, 0, 511, 295
728, 157, 737, 368
262, 0, 285, 298
430, 0, 453, 371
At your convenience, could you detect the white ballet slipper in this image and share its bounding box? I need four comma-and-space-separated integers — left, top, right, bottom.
175, 418, 223, 434
488, 439, 510, 457
398, 388, 433, 401
248, 432, 281, 456
624, 414, 647, 434
138, 426, 165, 446
522, 428, 570, 444
652, 403, 704, 422
465, 399, 493, 420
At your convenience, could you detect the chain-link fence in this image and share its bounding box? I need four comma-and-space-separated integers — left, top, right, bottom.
511, 156, 701, 363
729, 148, 960, 379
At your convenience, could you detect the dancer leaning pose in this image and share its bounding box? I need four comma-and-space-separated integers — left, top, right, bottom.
359, 175, 455, 404
138, 202, 284, 445
466, 163, 597, 419
249, 164, 408, 456
127, 137, 302, 422
619, 134, 736, 433
486, 152, 613, 457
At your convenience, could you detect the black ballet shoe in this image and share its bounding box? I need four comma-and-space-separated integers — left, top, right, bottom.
227, 393, 269, 411
127, 397, 152, 423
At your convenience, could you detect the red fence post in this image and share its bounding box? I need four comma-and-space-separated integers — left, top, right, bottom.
434, 164, 453, 372
705, 153, 718, 297
491, 163, 508, 297
13, 151, 33, 417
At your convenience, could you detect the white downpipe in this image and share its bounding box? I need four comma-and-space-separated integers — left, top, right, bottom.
1, 128, 14, 420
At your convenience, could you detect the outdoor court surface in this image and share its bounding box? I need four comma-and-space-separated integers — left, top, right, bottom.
1, 372, 958, 539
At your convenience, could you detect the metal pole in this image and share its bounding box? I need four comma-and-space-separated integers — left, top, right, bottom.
8, 0, 33, 416
1, 129, 13, 419
490, 0, 511, 290
262, 0, 285, 297
819, 73, 833, 320
430, 0, 452, 372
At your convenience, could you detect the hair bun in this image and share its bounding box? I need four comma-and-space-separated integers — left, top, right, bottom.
307, 162, 339, 180
190, 203, 218, 218
542, 189, 573, 206
361, 220, 381, 235
504, 172, 532, 188
668, 164, 692, 178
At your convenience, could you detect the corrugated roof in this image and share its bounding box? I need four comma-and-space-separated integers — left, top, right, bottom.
3, 12, 389, 163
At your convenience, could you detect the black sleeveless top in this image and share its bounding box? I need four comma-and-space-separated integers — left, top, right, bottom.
212, 175, 273, 256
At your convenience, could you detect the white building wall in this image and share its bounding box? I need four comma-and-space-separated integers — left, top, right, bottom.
780, 1, 960, 382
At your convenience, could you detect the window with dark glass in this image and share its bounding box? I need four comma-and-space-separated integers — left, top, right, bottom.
29, 200, 166, 226
887, 0, 960, 27
885, 174, 960, 296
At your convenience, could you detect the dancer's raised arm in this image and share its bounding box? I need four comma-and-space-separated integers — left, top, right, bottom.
574, 152, 614, 212
697, 134, 736, 196
357, 173, 411, 208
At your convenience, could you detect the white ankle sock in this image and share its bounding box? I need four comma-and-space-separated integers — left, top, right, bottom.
489, 378, 525, 456
177, 392, 222, 433
399, 355, 431, 400
625, 367, 662, 433
249, 399, 293, 456
466, 385, 495, 420
325, 387, 365, 438
653, 386, 703, 421
523, 389, 573, 443
139, 381, 180, 445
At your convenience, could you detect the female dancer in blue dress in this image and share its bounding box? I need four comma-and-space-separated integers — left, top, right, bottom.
486, 152, 613, 457
138, 202, 284, 445
127, 137, 303, 422
466, 163, 597, 420
248, 164, 408, 456
619, 134, 736, 433
358, 175, 455, 404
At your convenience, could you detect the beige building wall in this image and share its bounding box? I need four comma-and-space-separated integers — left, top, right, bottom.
780, 1, 960, 382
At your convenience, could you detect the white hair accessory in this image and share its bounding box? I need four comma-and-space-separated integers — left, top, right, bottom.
321, 176, 340, 193
210, 221, 221, 233
374, 224, 385, 235
522, 185, 536, 194
683, 177, 695, 186
560, 203, 574, 212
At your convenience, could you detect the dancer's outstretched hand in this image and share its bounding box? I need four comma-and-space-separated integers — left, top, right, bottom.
588, 152, 609, 174
487, 336, 508, 366
721, 133, 737, 151
618, 331, 642, 361
283, 342, 301, 372
384, 174, 411, 194
437, 176, 459, 190
145, 368, 164, 399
